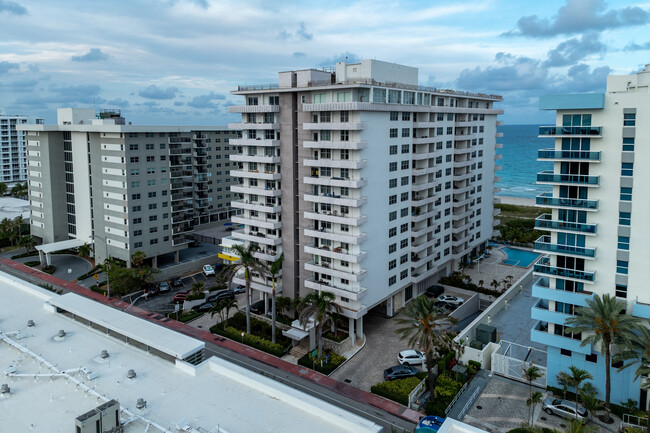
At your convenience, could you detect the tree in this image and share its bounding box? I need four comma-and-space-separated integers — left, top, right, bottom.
478, 280, 484, 289
614, 324, 650, 433
218, 243, 266, 335
528, 419, 597, 433
104, 259, 156, 295
565, 294, 641, 417
191, 281, 205, 296
0, 182, 7, 196
527, 391, 544, 426
18, 235, 36, 253
77, 243, 91, 258
11, 216, 25, 246
268, 253, 284, 344
523, 362, 543, 425
556, 371, 571, 400
10, 182, 27, 199
395, 296, 457, 399
276, 296, 292, 317
490, 279, 500, 291
298, 291, 341, 359
565, 366, 593, 410
210, 298, 238, 328
131, 250, 147, 267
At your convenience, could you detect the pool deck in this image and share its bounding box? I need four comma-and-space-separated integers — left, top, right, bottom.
460, 246, 536, 288
501, 247, 541, 268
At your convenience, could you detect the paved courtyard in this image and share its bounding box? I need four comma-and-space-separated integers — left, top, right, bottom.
13, 253, 91, 282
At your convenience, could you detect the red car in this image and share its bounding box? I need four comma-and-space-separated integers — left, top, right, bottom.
172, 291, 190, 303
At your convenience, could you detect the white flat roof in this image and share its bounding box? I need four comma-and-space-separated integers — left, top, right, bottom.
0, 272, 383, 433
35, 238, 87, 254
48, 292, 204, 360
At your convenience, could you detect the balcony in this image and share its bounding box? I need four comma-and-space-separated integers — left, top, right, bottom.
230, 170, 281, 180
302, 121, 367, 131
538, 149, 601, 162
304, 244, 367, 263
539, 126, 602, 137
532, 277, 593, 307
304, 228, 367, 245
232, 276, 279, 295
231, 215, 282, 230
230, 185, 282, 197
304, 278, 367, 301
412, 137, 434, 145
533, 257, 595, 283
231, 200, 282, 213
536, 193, 598, 210
535, 214, 597, 235
228, 122, 279, 130
303, 140, 367, 150
231, 230, 282, 246
632, 300, 650, 319
303, 211, 367, 226
230, 138, 280, 147
531, 299, 573, 325
303, 176, 367, 189
228, 105, 280, 113
304, 193, 367, 207
303, 158, 367, 169
530, 323, 591, 355
304, 261, 367, 282
229, 154, 281, 164
537, 170, 599, 186
534, 235, 595, 258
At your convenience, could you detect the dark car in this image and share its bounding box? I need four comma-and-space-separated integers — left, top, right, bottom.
207, 290, 235, 303
191, 302, 215, 312
170, 278, 184, 288
250, 299, 265, 315
426, 285, 445, 298
158, 282, 171, 293
383, 365, 419, 381
144, 283, 159, 297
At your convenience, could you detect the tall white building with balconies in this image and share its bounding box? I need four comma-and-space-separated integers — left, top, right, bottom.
0, 113, 38, 185
228, 60, 503, 338
531, 65, 650, 407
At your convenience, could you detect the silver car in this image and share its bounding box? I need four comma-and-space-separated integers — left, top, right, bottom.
542, 397, 589, 421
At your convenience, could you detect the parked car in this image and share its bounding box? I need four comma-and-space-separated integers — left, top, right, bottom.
172, 291, 190, 303
383, 365, 419, 381
158, 282, 171, 293
144, 283, 159, 297
232, 285, 246, 294
192, 302, 215, 313
437, 295, 464, 306
249, 299, 265, 315
542, 398, 589, 421
207, 290, 235, 303
415, 416, 445, 433
170, 278, 184, 288
425, 285, 445, 298
203, 264, 216, 276
398, 349, 426, 366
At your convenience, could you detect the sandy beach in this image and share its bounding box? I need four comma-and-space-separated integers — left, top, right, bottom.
497, 196, 536, 207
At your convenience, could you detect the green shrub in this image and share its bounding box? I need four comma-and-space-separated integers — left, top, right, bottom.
323, 331, 346, 342
185, 293, 206, 301
24, 260, 40, 267
468, 360, 482, 374
438, 275, 501, 297
437, 351, 456, 372
169, 310, 203, 323
298, 350, 346, 375
370, 376, 422, 406
211, 324, 288, 357
11, 250, 39, 259
423, 374, 463, 416
42, 265, 56, 274
38, 283, 63, 294
78, 265, 103, 280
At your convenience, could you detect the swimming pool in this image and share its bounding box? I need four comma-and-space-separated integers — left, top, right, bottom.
501, 247, 540, 267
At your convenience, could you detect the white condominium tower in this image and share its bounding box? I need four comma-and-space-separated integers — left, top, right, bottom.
228, 59, 503, 337
0, 113, 39, 185
532, 65, 650, 406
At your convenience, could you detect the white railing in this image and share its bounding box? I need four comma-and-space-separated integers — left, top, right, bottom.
445, 380, 469, 414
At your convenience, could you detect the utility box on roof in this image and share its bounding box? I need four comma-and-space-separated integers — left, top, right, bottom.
476, 324, 497, 344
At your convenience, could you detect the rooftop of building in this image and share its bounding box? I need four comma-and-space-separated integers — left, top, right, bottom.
0, 272, 382, 433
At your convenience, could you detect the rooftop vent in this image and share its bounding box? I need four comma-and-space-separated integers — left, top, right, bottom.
127, 369, 136, 379
100, 350, 109, 359
0, 384, 10, 395
27, 320, 35, 327
58, 330, 66, 338
136, 398, 147, 409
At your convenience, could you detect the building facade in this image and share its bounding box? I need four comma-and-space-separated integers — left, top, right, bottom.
532, 65, 650, 406
0, 114, 35, 185
228, 60, 503, 337
20, 108, 241, 267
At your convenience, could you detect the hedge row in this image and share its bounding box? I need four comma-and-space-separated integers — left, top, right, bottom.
78, 265, 103, 280
211, 324, 288, 357
439, 275, 502, 297
168, 310, 203, 323
11, 250, 39, 260
371, 376, 422, 406
226, 312, 292, 346
298, 351, 346, 375
423, 373, 463, 416
24, 260, 40, 267
42, 265, 56, 274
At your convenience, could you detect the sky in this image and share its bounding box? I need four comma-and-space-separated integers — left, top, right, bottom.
0, 0, 649, 125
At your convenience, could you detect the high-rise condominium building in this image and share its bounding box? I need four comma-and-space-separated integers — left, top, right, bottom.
19, 108, 241, 267
0, 113, 38, 185
227, 60, 503, 337
532, 65, 650, 406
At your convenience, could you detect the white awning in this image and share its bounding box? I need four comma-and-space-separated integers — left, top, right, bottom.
36, 238, 88, 254
282, 327, 309, 341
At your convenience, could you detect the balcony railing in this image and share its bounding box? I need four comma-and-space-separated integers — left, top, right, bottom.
533, 257, 595, 282
537, 170, 599, 186
539, 126, 602, 136
536, 193, 598, 210
534, 235, 595, 258
535, 214, 597, 234
538, 149, 601, 161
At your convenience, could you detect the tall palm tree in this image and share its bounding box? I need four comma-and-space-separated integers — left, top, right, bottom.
219, 243, 266, 335
565, 294, 641, 416
18, 235, 36, 253
191, 281, 205, 296
527, 391, 544, 426
298, 291, 341, 359
276, 296, 292, 317
210, 298, 238, 329
615, 325, 650, 433
268, 253, 284, 344
523, 362, 543, 425
0, 182, 7, 196
395, 296, 456, 398
11, 216, 25, 246
77, 243, 91, 258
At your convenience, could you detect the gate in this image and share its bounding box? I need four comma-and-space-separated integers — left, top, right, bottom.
491, 340, 547, 387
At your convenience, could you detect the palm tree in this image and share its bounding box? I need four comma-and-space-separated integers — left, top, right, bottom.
0, 182, 7, 196
11, 216, 25, 245
210, 298, 238, 328
10, 182, 27, 199
490, 279, 500, 291
579, 387, 604, 424
395, 296, 457, 398
298, 291, 341, 359
131, 250, 146, 267
478, 280, 484, 289
523, 362, 543, 425
557, 370, 571, 400
77, 243, 91, 258
268, 253, 284, 344
218, 243, 266, 335
565, 294, 641, 416
18, 235, 36, 253
276, 296, 292, 317
528, 419, 597, 433
566, 366, 593, 409
614, 324, 650, 433
527, 391, 544, 426
191, 281, 204, 296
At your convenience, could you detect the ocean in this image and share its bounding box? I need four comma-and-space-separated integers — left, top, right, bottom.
495, 124, 552, 199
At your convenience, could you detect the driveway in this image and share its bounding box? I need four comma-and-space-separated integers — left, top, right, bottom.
14, 253, 91, 282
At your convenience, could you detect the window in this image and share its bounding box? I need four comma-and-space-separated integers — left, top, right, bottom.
150, 238, 158, 245
389, 276, 397, 286
401, 160, 409, 170
619, 211, 631, 225
401, 144, 409, 154
147, 179, 156, 186
390, 111, 399, 121
400, 254, 408, 264
340, 110, 349, 122
389, 128, 398, 138
130, 181, 140, 188
400, 269, 408, 280
145, 143, 154, 150
389, 227, 397, 237
389, 211, 397, 221
618, 236, 630, 250
129, 157, 139, 163
623, 137, 635, 152
389, 162, 397, 172
129, 144, 138, 151
134, 242, 142, 248
389, 145, 398, 155
400, 238, 409, 248
149, 215, 157, 222
402, 112, 410, 121
584, 353, 598, 363
401, 176, 409, 186
624, 113, 636, 126
132, 217, 141, 224
389, 195, 397, 205
159, 143, 166, 149
131, 193, 140, 200
148, 203, 157, 210
401, 128, 410, 137
621, 162, 634, 176
389, 243, 397, 254
389, 260, 396, 270
560, 349, 572, 357
148, 192, 156, 198
400, 223, 408, 233
617, 260, 629, 274
132, 205, 141, 212
616, 284, 628, 298
620, 187, 632, 201
400, 208, 408, 217
340, 130, 349, 141
400, 192, 409, 202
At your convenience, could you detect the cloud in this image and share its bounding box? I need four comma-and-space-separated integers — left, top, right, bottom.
0, 61, 19, 74
0, 0, 27, 15
319, 52, 361, 67
187, 91, 226, 109
139, 84, 179, 100
560, 63, 611, 93
107, 98, 129, 107
544, 33, 606, 67
71, 48, 109, 62
174, 101, 184, 106
504, 0, 650, 38
624, 41, 650, 51
457, 53, 548, 92
168, 0, 208, 8
7, 79, 37, 92
278, 22, 313, 41
49, 84, 104, 104
293, 52, 306, 57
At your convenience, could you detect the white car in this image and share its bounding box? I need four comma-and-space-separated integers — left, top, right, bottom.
398, 349, 426, 366
543, 398, 588, 421
437, 295, 464, 305
202, 264, 215, 276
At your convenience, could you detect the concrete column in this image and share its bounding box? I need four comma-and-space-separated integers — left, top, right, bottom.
348, 317, 356, 340
386, 296, 394, 317
38, 250, 45, 266
355, 316, 364, 339
152, 255, 158, 269
174, 250, 180, 263
45, 252, 52, 266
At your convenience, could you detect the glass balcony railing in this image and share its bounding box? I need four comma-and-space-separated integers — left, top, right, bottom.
534, 235, 595, 258
538, 149, 601, 161
534, 257, 595, 282
536, 193, 598, 210
537, 171, 599, 185
535, 214, 597, 234
539, 126, 602, 136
